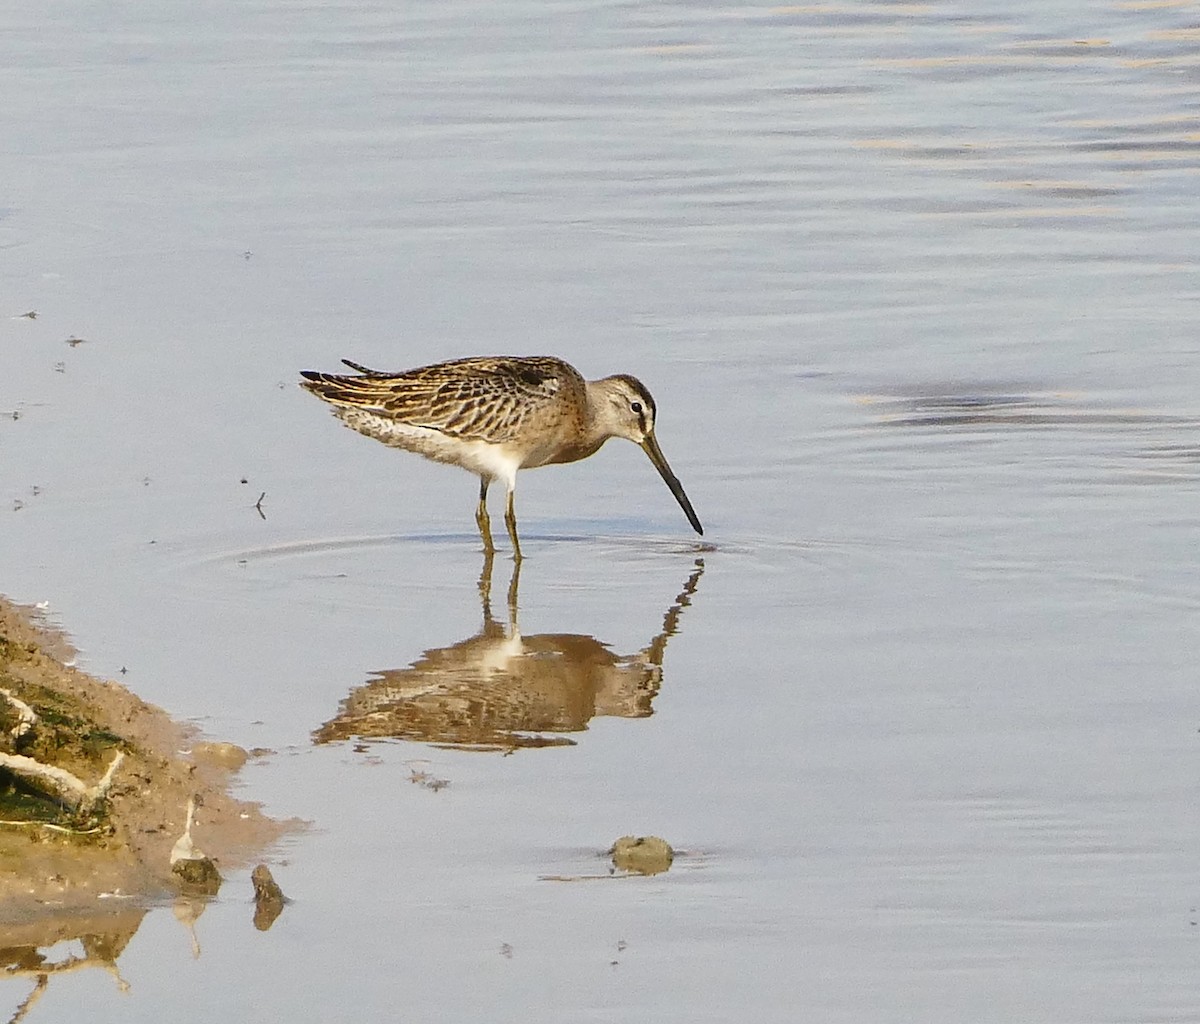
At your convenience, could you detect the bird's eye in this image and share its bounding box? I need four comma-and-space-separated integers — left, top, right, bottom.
630, 401, 643, 414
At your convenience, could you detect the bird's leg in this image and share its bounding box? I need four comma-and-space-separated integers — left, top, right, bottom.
504, 488, 523, 563
475, 478, 495, 555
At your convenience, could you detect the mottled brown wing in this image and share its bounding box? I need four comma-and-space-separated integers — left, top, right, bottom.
300, 356, 577, 443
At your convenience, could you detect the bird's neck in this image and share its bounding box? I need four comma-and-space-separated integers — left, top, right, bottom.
582, 379, 625, 444
542, 434, 609, 467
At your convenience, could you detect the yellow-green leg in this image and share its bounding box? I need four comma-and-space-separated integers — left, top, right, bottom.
476, 478, 495, 555
504, 488, 523, 563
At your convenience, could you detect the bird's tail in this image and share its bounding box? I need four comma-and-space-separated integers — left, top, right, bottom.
299, 358, 397, 404
300, 358, 381, 401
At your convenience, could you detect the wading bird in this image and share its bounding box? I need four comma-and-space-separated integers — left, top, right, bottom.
300, 355, 703, 559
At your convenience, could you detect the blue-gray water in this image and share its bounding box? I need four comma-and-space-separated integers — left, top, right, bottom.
3, 2, 1200, 1021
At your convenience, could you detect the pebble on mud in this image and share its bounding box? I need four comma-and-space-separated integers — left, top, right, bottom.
191, 741, 249, 772
610, 835, 674, 876
171, 854, 222, 895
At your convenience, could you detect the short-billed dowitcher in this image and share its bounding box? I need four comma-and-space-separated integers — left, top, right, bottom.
299, 355, 703, 558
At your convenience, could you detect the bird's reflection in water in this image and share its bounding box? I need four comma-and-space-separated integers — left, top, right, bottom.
313, 555, 704, 752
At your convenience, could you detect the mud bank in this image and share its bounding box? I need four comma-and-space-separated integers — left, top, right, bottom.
0, 596, 295, 930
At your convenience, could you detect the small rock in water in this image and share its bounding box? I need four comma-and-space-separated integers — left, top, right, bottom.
610, 835, 674, 876
251, 863, 287, 931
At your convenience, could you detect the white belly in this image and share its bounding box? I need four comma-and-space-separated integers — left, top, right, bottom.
336, 407, 521, 489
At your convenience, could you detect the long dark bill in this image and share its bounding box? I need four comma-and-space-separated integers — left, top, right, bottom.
640, 433, 704, 536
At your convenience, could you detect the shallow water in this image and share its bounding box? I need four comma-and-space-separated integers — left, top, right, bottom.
4, 1, 1200, 1021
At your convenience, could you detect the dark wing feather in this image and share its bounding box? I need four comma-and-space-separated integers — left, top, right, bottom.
300, 356, 578, 443
340, 358, 388, 375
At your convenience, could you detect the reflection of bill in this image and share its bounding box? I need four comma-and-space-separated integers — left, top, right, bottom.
312, 558, 705, 752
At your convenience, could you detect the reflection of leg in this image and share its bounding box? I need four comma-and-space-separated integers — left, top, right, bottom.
506, 556, 521, 631
475, 478, 495, 554
504, 488, 523, 563
478, 548, 495, 623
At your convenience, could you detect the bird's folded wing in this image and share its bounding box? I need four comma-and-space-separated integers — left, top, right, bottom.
303, 356, 573, 443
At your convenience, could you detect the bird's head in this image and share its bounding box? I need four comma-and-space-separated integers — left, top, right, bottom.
596, 374, 658, 444
594, 374, 703, 537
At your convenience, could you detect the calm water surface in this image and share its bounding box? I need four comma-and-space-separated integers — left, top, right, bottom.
3, 1, 1200, 1021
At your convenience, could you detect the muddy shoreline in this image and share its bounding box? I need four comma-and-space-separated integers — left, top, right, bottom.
0, 596, 297, 934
